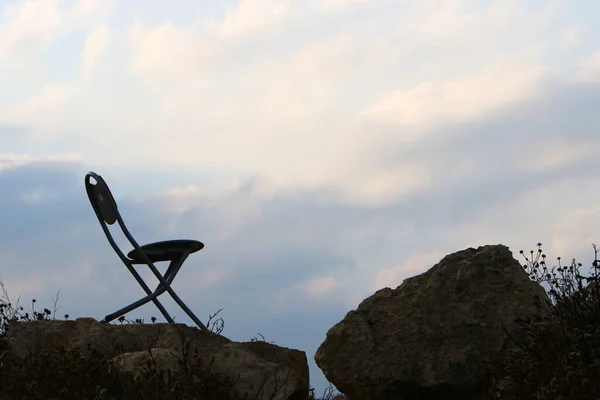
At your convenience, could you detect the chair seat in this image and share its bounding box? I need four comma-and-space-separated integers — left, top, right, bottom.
127, 239, 204, 262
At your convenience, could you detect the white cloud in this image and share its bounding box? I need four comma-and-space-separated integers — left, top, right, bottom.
0, 0, 112, 65
4, 82, 80, 133
449, 177, 600, 268
515, 140, 600, 173
588, 51, 600, 68
126, 0, 295, 86
158, 181, 268, 242
0, 0, 62, 61
210, 0, 292, 38
180, 267, 233, 290
560, 25, 583, 47
0, 274, 45, 302
68, 0, 112, 21
128, 21, 217, 87
360, 63, 546, 128
81, 26, 112, 79
578, 51, 600, 82
0, 153, 83, 172
160, 179, 267, 205
321, 0, 375, 13
272, 276, 342, 309
51, 262, 95, 289
254, 33, 399, 120
544, 203, 600, 261
305, 276, 339, 298
401, 0, 556, 47
1, 0, 597, 205
327, 162, 435, 206
20, 189, 47, 204
372, 250, 445, 291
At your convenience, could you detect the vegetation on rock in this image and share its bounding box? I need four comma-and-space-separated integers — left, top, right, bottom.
487, 243, 600, 399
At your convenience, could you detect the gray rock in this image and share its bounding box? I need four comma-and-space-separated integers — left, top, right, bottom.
315, 244, 549, 400
5, 318, 308, 400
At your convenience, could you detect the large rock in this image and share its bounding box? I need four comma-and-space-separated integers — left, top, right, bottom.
315, 244, 549, 400
4, 318, 309, 400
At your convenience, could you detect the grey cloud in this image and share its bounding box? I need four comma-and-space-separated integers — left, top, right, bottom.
0, 161, 88, 247
0, 124, 29, 151
365, 79, 600, 223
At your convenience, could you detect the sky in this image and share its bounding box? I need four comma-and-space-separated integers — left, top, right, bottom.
1, 0, 600, 394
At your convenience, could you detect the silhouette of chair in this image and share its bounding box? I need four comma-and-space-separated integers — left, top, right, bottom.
84, 171, 207, 330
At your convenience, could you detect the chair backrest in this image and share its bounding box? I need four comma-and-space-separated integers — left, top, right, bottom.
85, 172, 119, 225
85, 171, 141, 264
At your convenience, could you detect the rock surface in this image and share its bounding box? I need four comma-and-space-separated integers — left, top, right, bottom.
315, 244, 549, 400
4, 318, 308, 400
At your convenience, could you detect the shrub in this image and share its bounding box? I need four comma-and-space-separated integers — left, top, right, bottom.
487, 243, 600, 400
0, 333, 243, 400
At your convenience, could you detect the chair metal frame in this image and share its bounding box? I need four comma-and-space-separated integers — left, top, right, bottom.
84, 171, 207, 330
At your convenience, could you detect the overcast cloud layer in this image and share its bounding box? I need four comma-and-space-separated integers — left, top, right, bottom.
1, 0, 600, 393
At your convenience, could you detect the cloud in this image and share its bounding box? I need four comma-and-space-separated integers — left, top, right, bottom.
0, 0, 114, 71
451, 176, 600, 271
0, 0, 62, 59
579, 51, 600, 82
0, 153, 84, 172
4, 82, 80, 134
560, 25, 584, 47
360, 64, 546, 128
306, 276, 339, 297
517, 139, 600, 173
68, 0, 114, 21
128, 21, 218, 87
372, 250, 445, 291
274, 276, 341, 306
210, 0, 293, 38
81, 26, 112, 79
321, 0, 380, 14
4, 0, 591, 205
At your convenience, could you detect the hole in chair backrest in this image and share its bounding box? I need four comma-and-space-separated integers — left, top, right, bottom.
91, 177, 119, 225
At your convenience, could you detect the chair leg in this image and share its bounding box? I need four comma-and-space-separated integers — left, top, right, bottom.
142, 253, 208, 330
165, 287, 207, 330
104, 280, 206, 331
103, 268, 174, 323
103, 286, 171, 324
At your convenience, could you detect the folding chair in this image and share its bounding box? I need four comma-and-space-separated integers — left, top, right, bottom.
84, 171, 207, 330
